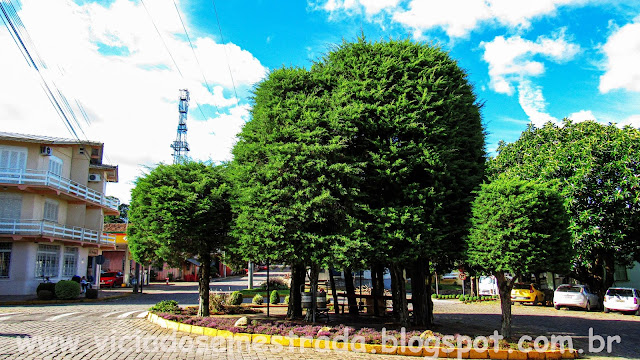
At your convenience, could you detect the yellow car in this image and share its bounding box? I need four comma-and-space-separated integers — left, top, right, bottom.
511, 283, 546, 305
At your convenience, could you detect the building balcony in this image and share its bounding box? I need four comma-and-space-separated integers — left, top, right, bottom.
0, 168, 119, 214
0, 219, 116, 247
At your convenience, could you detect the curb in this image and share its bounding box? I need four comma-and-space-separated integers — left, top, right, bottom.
0, 293, 133, 306
145, 313, 579, 359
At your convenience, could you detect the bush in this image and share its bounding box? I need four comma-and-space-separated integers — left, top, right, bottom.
228, 291, 243, 305
252, 294, 264, 305
258, 277, 289, 290
54, 280, 81, 299
37, 290, 54, 300
431, 293, 438, 299
37, 282, 56, 294
85, 289, 98, 299
270, 290, 279, 304
284, 295, 290, 304
149, 300, 180, 314
209, 293, 227, 313
458, 294, 464, 300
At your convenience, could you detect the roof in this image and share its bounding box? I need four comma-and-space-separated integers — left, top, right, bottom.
103, 223, 128, 233
0, 131, 103, 147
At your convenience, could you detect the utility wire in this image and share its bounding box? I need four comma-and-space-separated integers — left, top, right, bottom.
139, 0, 210, 121
211, 0, 239, 104
172, 0, 219, 115
0, 1, 82, 140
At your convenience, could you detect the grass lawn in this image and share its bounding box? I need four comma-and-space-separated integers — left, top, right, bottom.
239, 289, 289, 297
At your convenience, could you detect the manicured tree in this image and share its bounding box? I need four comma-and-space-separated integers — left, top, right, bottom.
467, 176, 572, 338
229, 67, 357, 319
491, 120, 640, 296
316, 38, 486, 326
128, 162, 232, 317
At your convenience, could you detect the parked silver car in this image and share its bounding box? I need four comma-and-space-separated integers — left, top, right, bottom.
603, 288, 640, 315
553, 284, 600, 311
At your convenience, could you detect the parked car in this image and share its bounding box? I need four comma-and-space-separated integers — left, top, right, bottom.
553, 284, 599, 311
603, 287, 640, 315
100, 272, 124, 288
511, 283, 547, 305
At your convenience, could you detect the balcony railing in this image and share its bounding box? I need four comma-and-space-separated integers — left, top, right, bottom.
0, 219, 115, 246
0, 168, 119, 211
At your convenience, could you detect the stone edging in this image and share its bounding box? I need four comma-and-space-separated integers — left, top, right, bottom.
146, 313, 578, 359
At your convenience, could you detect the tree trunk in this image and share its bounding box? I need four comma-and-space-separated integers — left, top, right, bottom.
390, 264, 400, 317
197, 253, 211, 317
344, 267, 359, 315
287, 263, 305, 319
375, 265, 386, 316
495, 271, 514, 338
391, 264, 410, 327
329, 267, 340, 314
310, 264, 319, 322
372, 265, 379, 316
411, 258, 430, 326
426, 266, 434, 325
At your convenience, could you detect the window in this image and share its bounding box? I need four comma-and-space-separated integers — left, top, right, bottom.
62, 247, 78, 277
43, 200, 59, 222
0, 146, 27, 172
614, 264, 629, 282
0, 242, 11, 278
48, 156, 63, 177
35, 244, 60, 278
0, 193, 22, 220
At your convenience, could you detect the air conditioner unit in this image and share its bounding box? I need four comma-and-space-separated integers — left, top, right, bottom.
40, 146, 52, 156
88, 174, 101, 182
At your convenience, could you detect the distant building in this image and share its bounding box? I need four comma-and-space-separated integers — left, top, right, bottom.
0, 132, 118, 295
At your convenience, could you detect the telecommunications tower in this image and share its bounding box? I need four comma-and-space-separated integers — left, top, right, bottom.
170, 89, 190, 164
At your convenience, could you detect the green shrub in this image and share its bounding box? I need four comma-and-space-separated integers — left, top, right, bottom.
270, 290, 279, 304
228, 291, 243, 305
85, 289, 98, 299
252, 294, 264, 305
431, 293, 438, 299
209, 293, 227, 313
284, 295, 290, 304
54, 280, 81, 300
37, 282, 56, 295
259, 277, 289, 290
458, 294, 464, 300
37, 290, 54, 300
149, 300, 180, 314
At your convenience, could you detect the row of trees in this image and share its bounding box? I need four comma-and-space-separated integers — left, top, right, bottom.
127, 37, 640, 336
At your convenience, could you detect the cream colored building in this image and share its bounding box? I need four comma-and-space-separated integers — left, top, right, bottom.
0, 132, 118, 295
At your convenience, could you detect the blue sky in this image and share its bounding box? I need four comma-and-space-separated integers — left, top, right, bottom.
1, 0, 640, 202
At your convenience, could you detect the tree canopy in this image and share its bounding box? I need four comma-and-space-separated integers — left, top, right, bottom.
230, 37, 486, 324
128, 162, 232, 316
490, 120, 640, 295
467, 175, 572, 337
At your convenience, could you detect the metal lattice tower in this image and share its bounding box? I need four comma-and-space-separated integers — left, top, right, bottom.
170, 89, 190, 164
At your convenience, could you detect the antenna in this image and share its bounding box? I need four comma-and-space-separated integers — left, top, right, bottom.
170, 89, 190, 164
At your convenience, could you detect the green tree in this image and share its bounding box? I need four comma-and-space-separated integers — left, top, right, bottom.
317, 38, 486, 326
467, 176, 572, 338
104, 203, 129, 223
490, 120, 640, 296
128, 162, 232, 316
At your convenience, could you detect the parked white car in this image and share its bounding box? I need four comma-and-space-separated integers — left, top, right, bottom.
603, 288, 640, 315
553, 284, 600, 311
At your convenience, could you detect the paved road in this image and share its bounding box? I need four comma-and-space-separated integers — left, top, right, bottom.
0, 275, 638, 359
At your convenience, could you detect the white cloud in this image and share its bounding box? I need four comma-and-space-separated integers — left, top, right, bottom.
618, 115, 640, 128
481, 32, 579, 95
315, 0, 587, 38
567, 110, 597, 122
517, 81, 559, 127
0, 0, 267, 203
599, 18, 640, 93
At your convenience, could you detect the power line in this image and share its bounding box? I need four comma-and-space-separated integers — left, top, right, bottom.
139, 0, 210, 121
172, 0, 219, 115
211, 0, 239, 104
